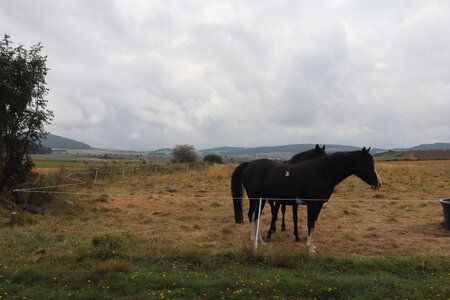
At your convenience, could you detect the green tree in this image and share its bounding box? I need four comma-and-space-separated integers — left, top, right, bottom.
172, 144, 197, 163
0, 34, 53, 194
203, 154, 223, 164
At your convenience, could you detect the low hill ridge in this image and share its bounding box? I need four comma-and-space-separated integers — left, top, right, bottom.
42, 134, 92, 149
199, 144, 386, 159
393, 142, 450, 151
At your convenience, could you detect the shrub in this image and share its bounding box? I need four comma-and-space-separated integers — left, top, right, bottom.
14, 172, 65, 205
203, 154, 223, 164
172, 145, 197, 163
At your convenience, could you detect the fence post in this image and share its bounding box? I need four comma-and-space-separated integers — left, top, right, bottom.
122, 170, 125, 180
255, 197, 263, 249
11, 211, 16, 229
94, 170, 98, 183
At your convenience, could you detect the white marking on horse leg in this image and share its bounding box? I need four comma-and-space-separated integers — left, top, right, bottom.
250, 221, 255, 241
250, 211, 257, 241
306, 228, 316, 254
258, 227, 265, 245
255, 198, 265, 246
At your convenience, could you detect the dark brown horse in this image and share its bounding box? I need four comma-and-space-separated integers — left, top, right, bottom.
276, 145, 327, 235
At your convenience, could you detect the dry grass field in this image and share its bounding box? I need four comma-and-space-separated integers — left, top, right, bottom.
40, 160, 450, 259
1, 160, 448, 299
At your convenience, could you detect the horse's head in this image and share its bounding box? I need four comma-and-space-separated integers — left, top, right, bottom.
355, 147, 382, 190
315, 144, 326, 156
306, 144, 326, 160
287, 144, 326, 164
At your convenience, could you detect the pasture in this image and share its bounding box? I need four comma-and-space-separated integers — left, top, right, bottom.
0, 158, 449, 299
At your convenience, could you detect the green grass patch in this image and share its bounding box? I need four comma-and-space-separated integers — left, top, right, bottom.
0, 238, 448, 299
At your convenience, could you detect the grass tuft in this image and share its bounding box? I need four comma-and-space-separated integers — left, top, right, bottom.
93, 259, 132, 274
90, 233, 131, 259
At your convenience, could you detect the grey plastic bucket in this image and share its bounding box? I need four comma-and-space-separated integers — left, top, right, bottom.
440, 198, 450, 230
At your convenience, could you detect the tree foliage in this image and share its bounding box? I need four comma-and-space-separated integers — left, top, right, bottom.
0, 34, 53, 193
172, 144, 197, 163
203, 154, 223, 164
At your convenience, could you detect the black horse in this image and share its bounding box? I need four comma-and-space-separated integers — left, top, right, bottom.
276, 146, 327, 234
231, 145, 326, 245
233, 147, 381, 253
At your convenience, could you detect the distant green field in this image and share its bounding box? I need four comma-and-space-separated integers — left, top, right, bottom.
31, 154, 171, 170
374, 151, 409, 161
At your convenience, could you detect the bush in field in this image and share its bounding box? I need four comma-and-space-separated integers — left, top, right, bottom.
15, 172, 64, 205
172, 144, 197, 163
203, 154, 223, 164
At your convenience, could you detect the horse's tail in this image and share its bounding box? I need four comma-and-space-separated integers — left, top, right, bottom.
231, 162, 249, 224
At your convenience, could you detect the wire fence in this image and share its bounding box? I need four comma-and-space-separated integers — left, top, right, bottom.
6, 164, 448, 249
11, 166, 445, 203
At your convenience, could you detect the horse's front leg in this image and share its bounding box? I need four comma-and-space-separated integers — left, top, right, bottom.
281, 204, 287, 231
306, 202, 324, 254
292, 203, 300, 242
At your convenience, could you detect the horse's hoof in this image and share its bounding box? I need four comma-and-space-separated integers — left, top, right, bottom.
295, 237, 300, 242
281, 228, 286, 232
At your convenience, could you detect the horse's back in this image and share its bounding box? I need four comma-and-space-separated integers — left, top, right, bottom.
241, 159, 283, 198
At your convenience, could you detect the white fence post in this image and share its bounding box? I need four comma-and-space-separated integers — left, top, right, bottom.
254, 197, 263, 249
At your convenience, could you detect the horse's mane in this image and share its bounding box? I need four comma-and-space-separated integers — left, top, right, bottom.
300, 150, 361, 169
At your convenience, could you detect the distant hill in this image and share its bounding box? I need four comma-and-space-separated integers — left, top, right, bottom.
41, 134, 92, 149
393, 143, 450, 151
374, 149, 450, 161
198, 142, 450, 160
148, 148, 172, 156
199, 144, 387, 160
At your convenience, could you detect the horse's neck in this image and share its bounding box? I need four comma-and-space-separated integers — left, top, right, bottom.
322, 153, 357, 187
290, 152, 309, 163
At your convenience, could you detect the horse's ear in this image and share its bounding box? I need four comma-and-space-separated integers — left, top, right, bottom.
315, 144, 320, 150
322, 145, 326, 150
362, 147, 371, 153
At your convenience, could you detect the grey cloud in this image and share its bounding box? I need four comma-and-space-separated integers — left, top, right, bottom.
1, 0, 449, 150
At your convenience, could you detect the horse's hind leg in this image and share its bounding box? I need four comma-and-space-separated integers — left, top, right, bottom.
248, 199, 266, 245
292, 204, 300, 242
253, 199, 266, 245
266, 201, 280, 242
281, 204, 287, 231
248, 200, 256, 241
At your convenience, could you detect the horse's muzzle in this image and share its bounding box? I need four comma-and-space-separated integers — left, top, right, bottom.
371, 182, 382, 190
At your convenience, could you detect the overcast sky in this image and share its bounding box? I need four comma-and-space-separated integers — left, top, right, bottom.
1, 0, 449, 150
